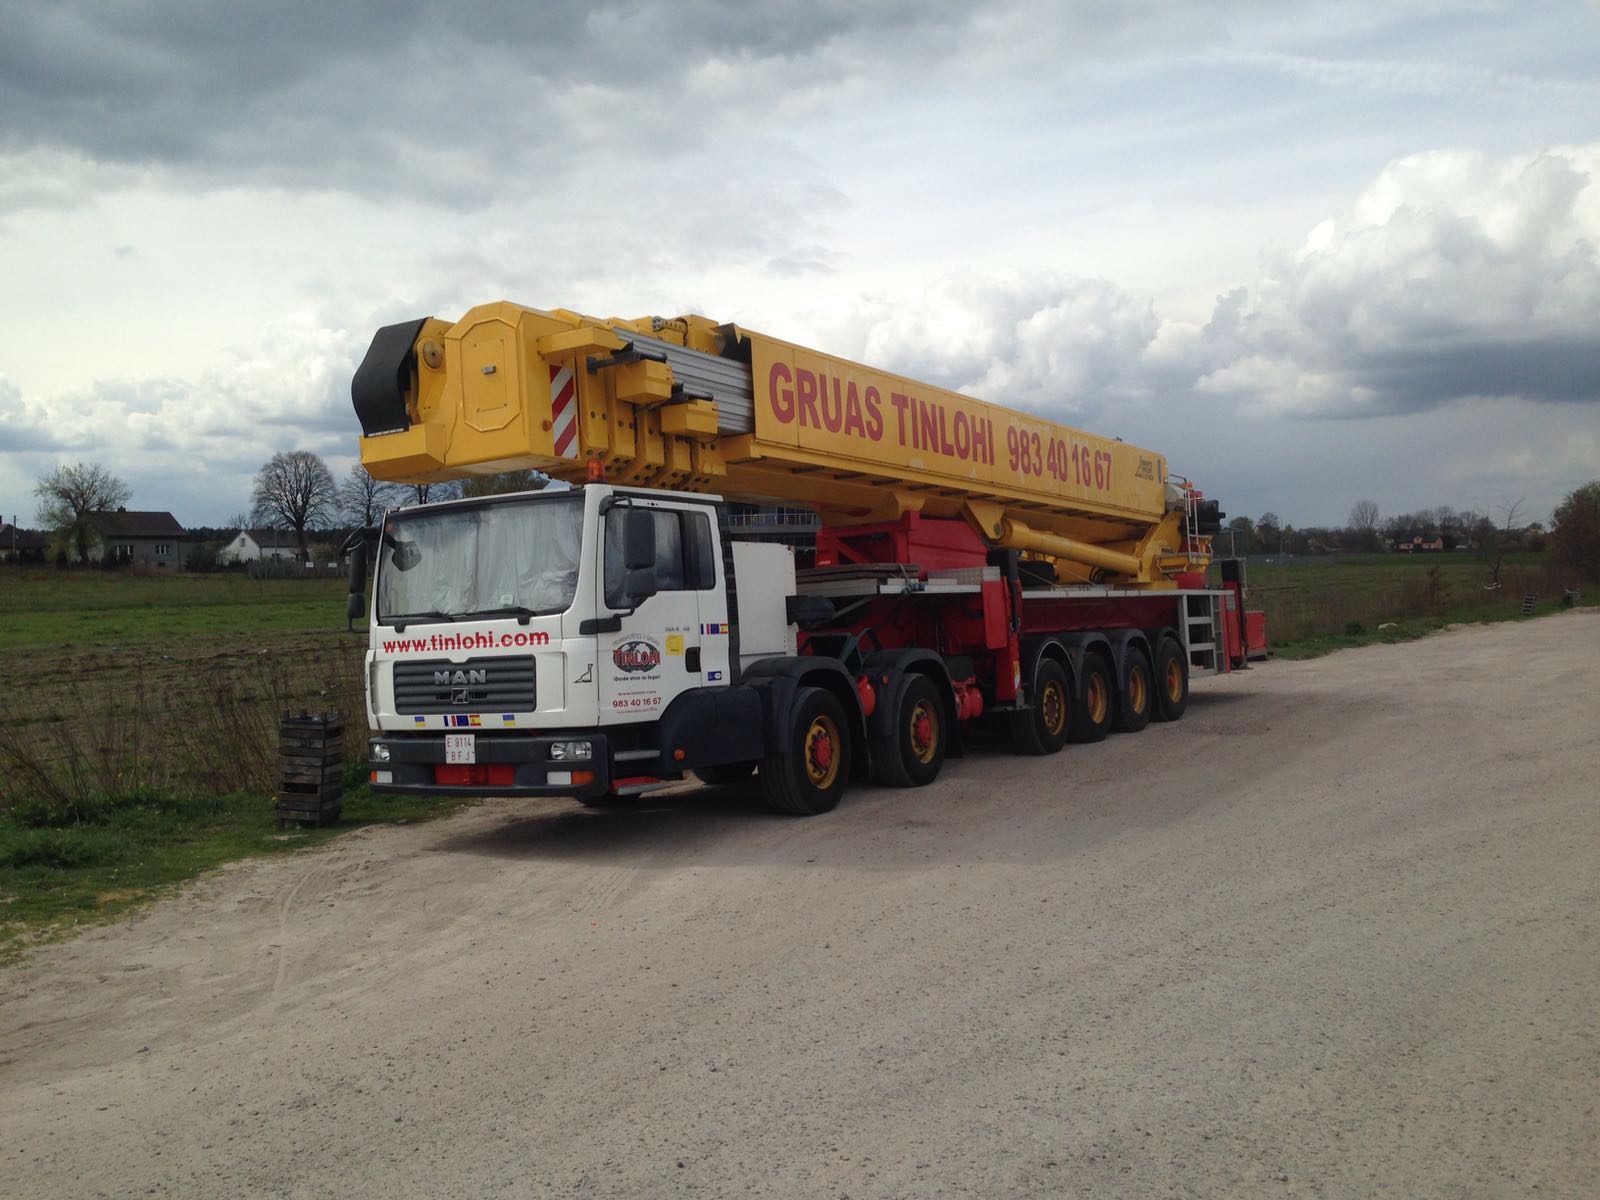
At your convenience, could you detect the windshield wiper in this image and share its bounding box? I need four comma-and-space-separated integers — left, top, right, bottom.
385, 610, 457, 631
465, 605, 539, 625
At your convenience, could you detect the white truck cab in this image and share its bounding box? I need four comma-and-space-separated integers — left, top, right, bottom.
359, 484, 795, 800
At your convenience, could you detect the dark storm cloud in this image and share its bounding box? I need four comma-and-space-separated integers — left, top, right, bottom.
0, 1, 964, 202
1, 0, 1281, 208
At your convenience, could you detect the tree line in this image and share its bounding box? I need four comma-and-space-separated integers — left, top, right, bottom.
24, 462, 1600, 583
26, 454, 550, 564
1221, 499, 1548, 558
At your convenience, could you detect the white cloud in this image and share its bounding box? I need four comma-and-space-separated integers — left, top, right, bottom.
1193, 144, 1600, 417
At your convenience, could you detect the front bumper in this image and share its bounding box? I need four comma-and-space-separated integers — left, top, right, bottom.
367, 733, 611, 798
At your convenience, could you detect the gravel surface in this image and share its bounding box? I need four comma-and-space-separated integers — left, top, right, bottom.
3, 612, 1596, 1199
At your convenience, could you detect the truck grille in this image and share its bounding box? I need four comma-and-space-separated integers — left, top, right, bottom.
392, 658, 536, 714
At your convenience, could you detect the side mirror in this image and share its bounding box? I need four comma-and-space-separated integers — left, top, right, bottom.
345, 540, 368, 632
346, 539, 368, 592
624, 509, 655, 570
624, 567, 658, 605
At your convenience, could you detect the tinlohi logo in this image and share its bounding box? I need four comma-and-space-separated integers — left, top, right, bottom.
612, 639, 661, 674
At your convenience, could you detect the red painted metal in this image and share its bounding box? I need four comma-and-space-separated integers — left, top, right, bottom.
854, 673, 877, 718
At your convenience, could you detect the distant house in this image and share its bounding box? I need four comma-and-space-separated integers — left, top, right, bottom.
1393, 533, 1445, 553
220, 528, 303, 563
91, 509, 189, 566
0, 523, 49, 564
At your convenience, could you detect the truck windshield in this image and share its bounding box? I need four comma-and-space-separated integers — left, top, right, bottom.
376, 494, 583, 624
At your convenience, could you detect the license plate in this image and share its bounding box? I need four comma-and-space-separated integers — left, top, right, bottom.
445, 733, 476, 764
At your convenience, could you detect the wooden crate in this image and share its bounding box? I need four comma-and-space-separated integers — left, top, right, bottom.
276, 711, 345, 828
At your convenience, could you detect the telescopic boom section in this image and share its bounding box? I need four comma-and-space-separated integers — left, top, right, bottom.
351, 301, 1213, 587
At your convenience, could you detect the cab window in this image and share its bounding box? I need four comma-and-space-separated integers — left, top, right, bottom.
605, 508, 718, 607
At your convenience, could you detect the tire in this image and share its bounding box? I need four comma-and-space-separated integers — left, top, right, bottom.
1068, 651, 1114, 743
760, 687, 851, 815
871, 674, 946, 787
1012, 658, 1071, 756
693, 762, 757, 787
1111, 649, 1153, 734
1153, 638, 1189, 722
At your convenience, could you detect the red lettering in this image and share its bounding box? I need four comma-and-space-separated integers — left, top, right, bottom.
796, 369, 821, 428
864, 386, 884, 441
821, 374, 844, 433
842, 380, 866, 438
891, 392, 910, 445
952, 410, 971, 460
768, 362, 794, 423
971, 416, 990, 465
938, 405, 955, 456
917, 398, 938, 452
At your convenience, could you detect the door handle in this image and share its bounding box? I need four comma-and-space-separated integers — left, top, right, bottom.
685, 647, 701, 672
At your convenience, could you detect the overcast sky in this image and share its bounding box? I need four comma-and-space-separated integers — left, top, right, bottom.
3, 1, 1598, 531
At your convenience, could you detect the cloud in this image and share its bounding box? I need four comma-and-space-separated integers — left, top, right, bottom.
0, 310, 374, 524
1, 2, 1295, 212
839, 274, 1161, 422
0, 2, 973, 207
1191, 144, 1600, 417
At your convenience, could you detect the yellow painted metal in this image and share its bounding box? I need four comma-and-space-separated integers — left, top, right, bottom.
996, 518, 1143, 579
746, 332, 1164, 525
357, 301, 1204, 584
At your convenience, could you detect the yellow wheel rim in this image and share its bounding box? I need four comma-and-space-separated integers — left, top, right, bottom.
1128, 665, 1147, 715
1165, 660, 1183, 703
908, 699, 939, 764
804, 715, 841, 789
1087, 675, 1109, 725
1042, 679, 1067, 736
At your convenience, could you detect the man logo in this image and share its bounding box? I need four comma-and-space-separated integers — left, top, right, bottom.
433, 668, 488, 686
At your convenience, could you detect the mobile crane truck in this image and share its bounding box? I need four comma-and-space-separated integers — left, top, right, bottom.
347, 301, 1265, 814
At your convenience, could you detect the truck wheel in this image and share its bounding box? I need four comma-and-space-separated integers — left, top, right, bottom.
760, 687, 850, 816
1013, 659, 1071, 756
1153, 638, 1189, 722
871, 674, 946, 787
694, 762, 756, 787
1068, 652, 1114, 743
1111, 650, 1153, 733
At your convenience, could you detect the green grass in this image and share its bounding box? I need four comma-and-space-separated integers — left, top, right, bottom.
0, 767, 469, 962
1241, 552, 1578, 658
0, 568, 347, 649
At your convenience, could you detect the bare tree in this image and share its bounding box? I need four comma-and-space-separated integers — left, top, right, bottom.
250, 451, 337, 557
403, 480, 462, 505
339, 465, 395, 527
34, 461, 131, 563
1349, 500, 1379, 532
1477, 497, 1525, 589
1348, 499, 1381, 552
459, 470, 550, 499
225, 510, 250, 532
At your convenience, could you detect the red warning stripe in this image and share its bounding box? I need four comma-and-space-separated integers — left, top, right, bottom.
549, 364, 577, 458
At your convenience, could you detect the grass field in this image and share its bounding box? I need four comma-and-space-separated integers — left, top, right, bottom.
0, 553, 1582, 954
0, 569, 348, 648
1243, 551, 1576, 657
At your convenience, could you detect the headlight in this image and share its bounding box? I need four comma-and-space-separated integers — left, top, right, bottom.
550, 740, 592, 761
371, 743, 392, 762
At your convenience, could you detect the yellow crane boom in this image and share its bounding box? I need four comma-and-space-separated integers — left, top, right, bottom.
352, 301, 1209, 586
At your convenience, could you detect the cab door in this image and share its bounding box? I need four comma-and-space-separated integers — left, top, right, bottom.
596, 500, 710, 725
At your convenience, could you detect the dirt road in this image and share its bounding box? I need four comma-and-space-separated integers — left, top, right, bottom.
3, 613, 1596, 1198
